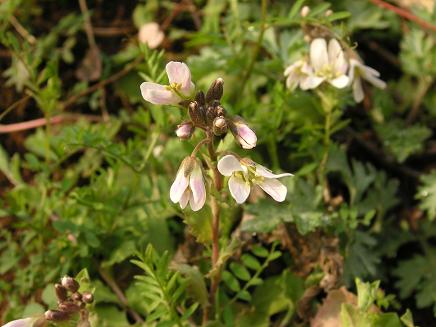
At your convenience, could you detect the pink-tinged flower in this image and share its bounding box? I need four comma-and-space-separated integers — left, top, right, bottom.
303, 38, 350, 89
138, 22, 164, 49
217, 155, 292, 204
175, 121, 194, 139
229, 117, 257, 149
170, 157, 206, 211
348, 59, 386, 103
2, 318, 34, 327
140, 61, 195, 105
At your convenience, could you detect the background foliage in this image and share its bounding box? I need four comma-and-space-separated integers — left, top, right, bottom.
0, 0, 435, 326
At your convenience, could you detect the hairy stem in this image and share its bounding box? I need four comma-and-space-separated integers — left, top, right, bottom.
205, 130, 222, 319
319, 103, 333, 203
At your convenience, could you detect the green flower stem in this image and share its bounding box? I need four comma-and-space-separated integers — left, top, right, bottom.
317, 90, 335, 203
205, 129, 223, 321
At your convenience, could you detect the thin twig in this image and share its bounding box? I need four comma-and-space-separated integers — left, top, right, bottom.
406, 76, 433, 124
369, 0, 436, 32
98, 267, 144, 323
0, 95, 31, 122
238, 0, 268, 96
0, 114, 101, 134
78, 0, 97, 49
346, 127, 420, 179
9, 16, 36, 45
62, 56, 142, 109
93, 26, 135, 36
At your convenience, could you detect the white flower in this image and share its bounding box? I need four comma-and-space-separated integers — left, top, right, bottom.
217, 155, 292, 204
170, 157, 206, 211
303, 38, 350, 89
229, 117, 257, 149
140, 61, 195, 105
2, 318, 34, 327
284, 59, 313, 91
138, 22, 164, 49
348, 59, 386, 103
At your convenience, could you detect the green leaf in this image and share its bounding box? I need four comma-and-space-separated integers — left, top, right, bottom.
416, 171, 436, 220
375, 120, 431, 163
230, 262, 251, 281
222, 271, 240, 292
241, 254, 261, 271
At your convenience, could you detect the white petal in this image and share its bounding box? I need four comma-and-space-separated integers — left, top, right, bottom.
165, 61, 193, 94
300, 75, 325, 90
2, 318, 33, 327
258, 178, 288, 202
255, 164, 293, 179
328, 39, 347, 74
353, 78, 364, 103
170, 161, 189, 203
329, 75, 350, 89
363, 73, 386, 89
286, 73, 299, 91
217, 155, 243, 176
189, 162, 206, 211
179, 189, 190, 209
140, 82, 179, 105
228, 175, 251, 204
189, 189, 206, 211
310, 38, 328, 72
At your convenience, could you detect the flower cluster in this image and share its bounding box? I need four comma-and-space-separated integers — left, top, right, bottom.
284, 38, 386, 102
2, 276, 94, 327
140, 62, 292, 211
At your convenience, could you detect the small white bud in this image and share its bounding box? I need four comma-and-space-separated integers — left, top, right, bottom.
300, 6, 310, 17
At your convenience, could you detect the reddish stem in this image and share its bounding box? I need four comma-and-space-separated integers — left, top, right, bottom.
369, 0, 436, 32
0, 114, 101, 134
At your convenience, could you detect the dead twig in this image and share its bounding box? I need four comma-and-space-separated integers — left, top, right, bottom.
62, 56, 142, 109
369, 0, 436, 32
9, 16, 36, 45
98, 267, 144, 324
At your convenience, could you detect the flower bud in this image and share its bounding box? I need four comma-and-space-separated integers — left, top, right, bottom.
55, 283, 68, 302
71, 292, 82, 302
188, 101, 207, 127
45, 310, 70, 321
61, 276, 79, 293
325, 9, 333, 16
229, 117, 257, 149
300, 6, 310, 17
206, 78, 224, 103
82, 292, 94, 304
58, 301, 81, 313
213, 117, 228, 136
176, 121, 194, 140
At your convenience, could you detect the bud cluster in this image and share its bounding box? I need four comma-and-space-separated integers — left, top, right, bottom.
44, 276, 94, 323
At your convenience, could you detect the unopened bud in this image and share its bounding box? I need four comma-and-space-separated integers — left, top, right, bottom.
176, 121, 194, 140
61, 276, 79, 293
45, 309, 70, 321
229, 117, 257, 149
58, 301, 81, 313
55, 283, 68, 302
213, 117, 228, 136
188, 101, 206, 127
301, 6, 310, 17
325, 9, 333, 16
206, 78, 224, 103
195, 91, 205, 106
71, 292, 82, 302
82, 292, 94, 304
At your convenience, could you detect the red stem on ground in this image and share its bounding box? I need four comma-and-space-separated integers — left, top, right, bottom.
369, 0, 436, 32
